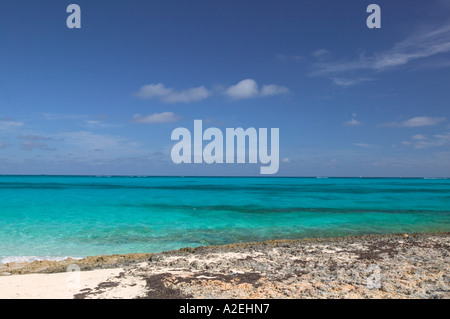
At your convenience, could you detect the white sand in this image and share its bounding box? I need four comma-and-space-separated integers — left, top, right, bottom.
0, 268, 125, 299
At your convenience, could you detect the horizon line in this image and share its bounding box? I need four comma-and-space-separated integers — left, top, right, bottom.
0, 174, 449, 179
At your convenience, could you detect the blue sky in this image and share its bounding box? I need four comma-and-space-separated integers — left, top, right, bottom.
0, 0, 450, 176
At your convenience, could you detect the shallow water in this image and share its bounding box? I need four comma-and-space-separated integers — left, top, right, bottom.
0, 176, 449, 262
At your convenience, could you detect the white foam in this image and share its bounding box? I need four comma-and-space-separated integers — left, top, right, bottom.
0, 256, 83, 264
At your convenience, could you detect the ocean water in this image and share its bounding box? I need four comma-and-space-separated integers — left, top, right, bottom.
0, 176, 449, 263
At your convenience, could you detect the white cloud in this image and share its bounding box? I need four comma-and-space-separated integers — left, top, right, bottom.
402, 117, 446, 127
373, 24, 450, 70
344, 118, 362, 126
282, 157, 290, 163
83, 120, 122, 129
225, 79, 289, 100
332, 77, 372, 87
312, 49, 330, 59
134, 80, 289, 103
133, 83, 173, 99
85, 120, 101, 126
311, 23, 450, 83
260, 84, 290, 96
225, 79, 259, 99
403, 132, 450, 149
384, 116, 446, 127
134, 83, 211, 103
0, 118, 24, 130
131, 112, 180, 124
412, 134, 427, 141
162, 86, 211, 103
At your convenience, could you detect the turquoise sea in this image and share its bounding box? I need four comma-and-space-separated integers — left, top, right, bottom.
0, 176, 449, 263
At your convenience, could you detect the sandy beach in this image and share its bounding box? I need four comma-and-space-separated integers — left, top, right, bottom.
0, 232, 448, 299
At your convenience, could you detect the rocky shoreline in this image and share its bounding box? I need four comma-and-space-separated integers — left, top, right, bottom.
1, 232, 449, 299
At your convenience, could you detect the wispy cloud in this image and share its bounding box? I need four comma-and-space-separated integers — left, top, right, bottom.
332, 77, 372, 87
224, 79, 289, 100
0, 118, 24, 130
260, 84, 290, 96
311, 23, 450, 83
312, 49, 330, 59
402, 132, 450, 149
412, 134, 427, 141
18, 135, 57, 152
84, 120, 102, 127
58, 131, 134, 153
163, 87, 211, 103
383, 116, 446, 128
344, 114, 362, 126
20, 142, 56, 151
131, 112, 180, 124
83, 120, 122, 129
373, 24, 450, 70
134, 83, 211, 103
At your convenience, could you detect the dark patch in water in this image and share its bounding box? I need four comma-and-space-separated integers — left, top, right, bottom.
122, 203, 450, 215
